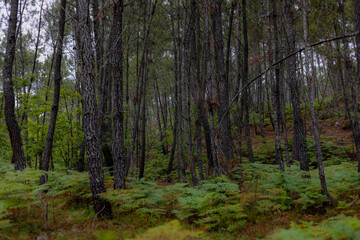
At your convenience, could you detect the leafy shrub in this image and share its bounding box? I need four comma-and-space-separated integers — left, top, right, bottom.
102, 176, 246, 232
306, 137, 352, 168
0, 160, 44, 228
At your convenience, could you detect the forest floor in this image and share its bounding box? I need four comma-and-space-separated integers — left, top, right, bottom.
2, 103, 360, 239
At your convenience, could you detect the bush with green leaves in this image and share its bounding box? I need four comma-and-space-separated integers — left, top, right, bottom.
0, 157, 93, 237
0, 161, 44, 229
240, 162, 360, 212
306, 136, 352, 168
102, 176, 247, 232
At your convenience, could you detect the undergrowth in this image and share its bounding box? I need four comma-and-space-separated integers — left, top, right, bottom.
2, 156, 360, 239
270, 215, 360, 240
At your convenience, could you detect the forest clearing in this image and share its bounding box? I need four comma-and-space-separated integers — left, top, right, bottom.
2, 0, 360, 239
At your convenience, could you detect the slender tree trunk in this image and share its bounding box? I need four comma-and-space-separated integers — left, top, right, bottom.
338, 0, 360, 174
190, 0, 205, 181
268, 0, 284, 171
154, 81, 166, 155
302, 0, 330, 200
283, 0, 309, 170
242, 0, 254, 163
138, 1, 157, 179
258, 59, 265, 139
78, 0, 112, 217
3, 0, 26, 171
112, 0, 126, 190
353, 0, 360, 172
27, 0, 44, 94
167, 8, 180, 180
92, 0, 104, 90
205, 0, 222, 176
181, 1, 198, 186
40, 0, 67, 184
211, 0, 234, 161
74, 0, 85, 172
139, 67, 147, 180
235, 2, 244, 163
94, 0, 114, 173
280, 83, 291, 167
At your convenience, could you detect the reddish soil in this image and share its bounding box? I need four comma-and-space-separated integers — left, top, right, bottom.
248, 115, 354, 147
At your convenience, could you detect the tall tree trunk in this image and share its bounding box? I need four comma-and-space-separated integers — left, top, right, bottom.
268, 0, 284, 171
211, 0, 234, 161
283, 0, 309, 171
139, 64, 147, 180
138, 1, 157, 179
3, 0, 26, 171
204, 0, 222, 176
154, 81, 167, 155
177, 67, 187, 183
353, 0, 360, 172
302, 0, 330, 200
40, 0, 67, 184
190, 0, 205, 181
242, 0, 254, 163
235, 1, 244, 163
181, 0, 198, 186
74, 0, 85, 172
92, 0, 104, 89
112, 0, 126, 190
338, 0, 360, 175
94, 0, 114, 173
27, 0, 44, 94
167, 8, 180, 180
78, 0, 112, 218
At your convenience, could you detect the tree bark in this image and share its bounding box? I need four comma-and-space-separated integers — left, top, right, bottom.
167, 8, 180, 180
138, 1, 157, 179
211, 0, 234, 161
242, 0, 254, 163
268, 0, 284, 171
354, 0, 360, 172
302, 0, 330, 200
205, 0, 222, 176
283, 0, 309, 171
3, 0, 26, 171
112, 0, 126, 190
182, 1, 198, 186
95, 0, 114, 174
78, 0, 112, 218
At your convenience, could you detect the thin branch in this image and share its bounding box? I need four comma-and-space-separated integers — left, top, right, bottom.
216, 31, 360, 137
39, 193, 50, 236
91, 205, 106, 231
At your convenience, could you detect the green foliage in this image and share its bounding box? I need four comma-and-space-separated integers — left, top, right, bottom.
102, 176, 246, 232
176, 177, 246, 232
0, 157, 92, 236
306, 136, 351, 168
44, 169, 91, 203
252, 139, 276, 164
0, 159, 44, 228
270, 215, 360, 240
143, 151, 172, 182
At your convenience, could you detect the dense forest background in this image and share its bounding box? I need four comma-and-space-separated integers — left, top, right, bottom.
2, 0, 360, 239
